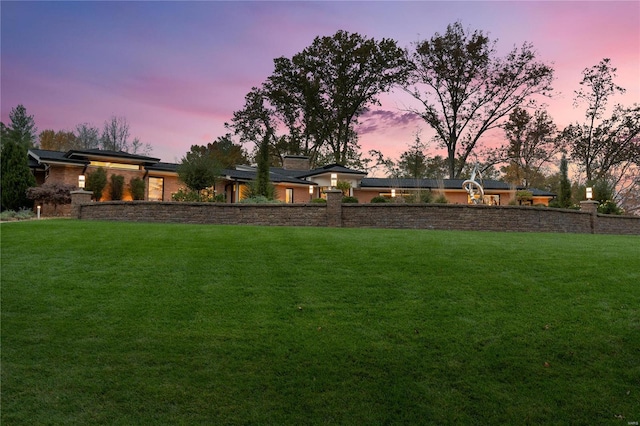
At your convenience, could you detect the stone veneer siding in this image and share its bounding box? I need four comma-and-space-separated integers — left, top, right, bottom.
73, 195, 640, 235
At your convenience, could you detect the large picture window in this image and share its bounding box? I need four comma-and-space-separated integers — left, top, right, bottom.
285, 188, 294, 204
148, 177, 164, 201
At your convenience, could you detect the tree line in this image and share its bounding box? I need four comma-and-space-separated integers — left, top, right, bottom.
219, 22, 638, 212
3, 21, 639, 213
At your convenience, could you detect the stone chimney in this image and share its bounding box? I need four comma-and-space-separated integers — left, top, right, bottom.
282, 155, 310, 171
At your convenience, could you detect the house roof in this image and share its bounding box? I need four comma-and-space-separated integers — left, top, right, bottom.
146, 162, 179, 173
29, 148, 161, 165
361, 178, 512, 190
65, 149, 160, 164
223, 167, 316, 186
298, 164, 367, 178
29, 149, 88, 167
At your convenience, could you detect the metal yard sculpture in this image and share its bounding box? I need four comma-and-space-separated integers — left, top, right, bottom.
462, 162, 484, 204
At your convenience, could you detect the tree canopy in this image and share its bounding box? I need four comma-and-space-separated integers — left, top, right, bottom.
498, 107, 560, 188
406, 21, 555, 179
177, 146, 222, 200
231, 30, 409, 168
561, 59, 640, 185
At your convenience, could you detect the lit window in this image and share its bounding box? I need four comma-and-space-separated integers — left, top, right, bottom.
89, 161, 140, 171
148, 177, 164, 201
285, 188, 294, 203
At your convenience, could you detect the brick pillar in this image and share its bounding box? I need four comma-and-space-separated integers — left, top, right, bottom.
580, 200, 599, 234
70, 190, 93, 219
325, 189, 343, 227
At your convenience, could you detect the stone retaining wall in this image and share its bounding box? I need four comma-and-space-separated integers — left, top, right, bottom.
72, 190, 640, 235
77, 201, 329, 227
340, 204, 597, 233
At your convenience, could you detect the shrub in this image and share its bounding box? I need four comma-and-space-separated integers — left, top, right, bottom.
516, 190, 533, 201
86, 168, 107, 201
242, 180, 278, 201
310, 198, 327, 203
172, 188, 200, 202
598, 200, 623, 215
405, 190, 433, 203
109, 175, 125, 200
239, 196, 282, 204
26, 182, 75, 214
434, 194, 448, 204
0, 208, 35, 221
342, 196, 359, 203
15, 208, 35, 219
129, 177, 145, 200
336, 180, 352, 196
0, 210, 16, 221
370, 196, 389, 203
172, 188, 224, 203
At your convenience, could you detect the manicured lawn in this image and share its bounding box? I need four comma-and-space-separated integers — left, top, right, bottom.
1, 220, 639, 424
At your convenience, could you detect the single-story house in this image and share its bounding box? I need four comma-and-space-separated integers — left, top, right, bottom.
28, 149, 555, 210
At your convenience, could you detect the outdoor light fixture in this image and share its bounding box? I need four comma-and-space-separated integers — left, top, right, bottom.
586, 187, 593, 200
37, 205, 41, 219
309, 185, 314, 194
391, 189, 396, 198
78, 175, 86, 189
330, 173, 337, 188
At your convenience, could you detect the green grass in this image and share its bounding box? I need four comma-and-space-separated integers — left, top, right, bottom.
2, 220, 639, 425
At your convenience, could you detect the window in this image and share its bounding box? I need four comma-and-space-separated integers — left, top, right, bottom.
484, 195, 500, 205
285, 188, 294, 204
148, 177, 164, 201
89, 161, 140, 171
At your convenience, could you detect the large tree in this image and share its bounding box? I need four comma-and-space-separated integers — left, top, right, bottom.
232, 30, 409, 168
100, 116, 151, 154
1, 138, 36, 211
100, 116, 130, 151
560, 59, 640, 186
1, 105, 37, 210
406, 22, 554, 178
75, 123, 101, 150
498, 107, 560, 187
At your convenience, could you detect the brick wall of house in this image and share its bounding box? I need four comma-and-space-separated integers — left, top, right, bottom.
73, 198, 640, 235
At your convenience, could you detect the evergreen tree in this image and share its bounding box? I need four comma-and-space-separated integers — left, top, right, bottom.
7, 105, 37, 148
255, 132, 273, 198
1, 104, 38, 210
557, 155, 572, 208
86, 168, 108, 201
1, 139, 36, 210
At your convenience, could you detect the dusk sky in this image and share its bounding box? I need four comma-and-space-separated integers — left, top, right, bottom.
2, 1, 639, 166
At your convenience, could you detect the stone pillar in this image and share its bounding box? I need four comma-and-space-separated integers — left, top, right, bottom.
580, 200, 599, 234
580, 200, 599, 214
70, 190, 93, 219
325, 189, 343, 227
